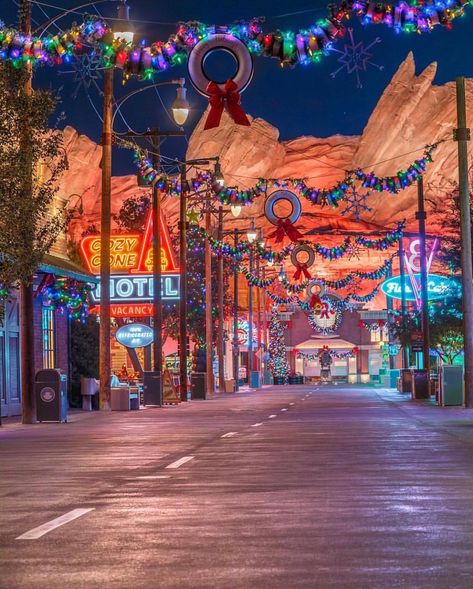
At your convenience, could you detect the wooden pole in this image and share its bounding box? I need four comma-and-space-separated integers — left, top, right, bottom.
179, 164, 188, 401
216, 206, 225, 392
19, 0, 36, 424
205, 195, 214, 396
416, 177, 431, 373
233, 229, 240, 391
455, 77, 473, 407
398, 237, 410, 369
99, 65, 113, 410
151, 132, 163, 400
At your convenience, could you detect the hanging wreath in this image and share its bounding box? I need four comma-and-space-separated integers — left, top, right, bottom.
306, 280, 326, 309
43, 278, 91, 321
265, 190, 303, 243
290, 244, 315, 281
307, 294, 343, 336
188, 31, 253, 130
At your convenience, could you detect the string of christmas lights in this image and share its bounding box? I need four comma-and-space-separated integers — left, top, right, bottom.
1, 2, 469, 77
358, 319, 386, 331
128, 137, 437, 209
42, 278, 91, 321
297, 349, 358, 361
268, 306, 290, 383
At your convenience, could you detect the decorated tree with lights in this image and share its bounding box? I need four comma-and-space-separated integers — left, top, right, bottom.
0, 62, 68, 422
268, 306, 289, 384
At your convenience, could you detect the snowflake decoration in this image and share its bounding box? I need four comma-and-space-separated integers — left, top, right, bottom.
341, 185, 373, 222
60, 51, 103, 100
330, 28, 383, 89
346, 242, 362, 261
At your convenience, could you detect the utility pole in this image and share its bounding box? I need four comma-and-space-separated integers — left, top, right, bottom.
216, 206, 225, 392
416, 177, 431, 373
99, 65, 113, 410
151, 133, 163, 398
398, 237, 410, 369
179, 163, 188, 401
455, 76, 473, 407
205, 194, 214, 396
19, 0, 36, 424
233, 229, 240, 391
248, 248, 254, 387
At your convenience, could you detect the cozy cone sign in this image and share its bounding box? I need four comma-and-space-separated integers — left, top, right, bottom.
81, 209, 179, 317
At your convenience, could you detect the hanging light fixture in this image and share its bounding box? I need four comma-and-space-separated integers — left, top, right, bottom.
113, 0, 135, 43
172, 79, 190, 125
247, 220, 257, 243
230, 204, 242, 217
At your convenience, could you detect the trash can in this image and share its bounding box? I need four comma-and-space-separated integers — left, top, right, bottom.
439, 365, 464, 406
224, 379, 235, 393
35, 369, 67, 423
111, 386, 130, 411
411, 369, 430, 400
80, 377, 99, 411
143, 371, 162, 406
400, 369, 413, 393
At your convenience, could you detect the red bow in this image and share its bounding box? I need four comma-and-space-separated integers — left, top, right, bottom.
269, 219, 303, 243
204, 80, 251, 131
309, 294, 322, 309
318, 302, 334, 319
293, 263, 311, 281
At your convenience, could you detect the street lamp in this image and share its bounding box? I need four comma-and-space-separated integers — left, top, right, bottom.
171, 81, 190, 126
247, 220, 257, 243
113, 0, 135, 43
230, 204, 242, 218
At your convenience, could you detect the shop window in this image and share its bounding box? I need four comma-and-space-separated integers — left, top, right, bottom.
42, 306, 56, 369
370, 329, 381, 343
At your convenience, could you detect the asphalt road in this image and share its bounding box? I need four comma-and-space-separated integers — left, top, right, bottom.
1, 385, 473, 589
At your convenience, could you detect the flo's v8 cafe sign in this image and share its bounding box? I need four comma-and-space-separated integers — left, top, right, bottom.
381, 274, 455, 301
80, 209, 179, 317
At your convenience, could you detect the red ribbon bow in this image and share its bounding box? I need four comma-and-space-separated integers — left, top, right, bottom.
309, 294, 322, 309
318, 302, 334, 319
293, 263, 311, 281
204, 80, 251, 131
269, 219, 303, 243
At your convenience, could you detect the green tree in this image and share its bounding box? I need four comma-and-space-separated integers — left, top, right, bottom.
0, 63, 68, 422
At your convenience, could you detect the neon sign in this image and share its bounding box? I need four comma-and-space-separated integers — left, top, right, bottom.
80, 208, 178, 275
80, 209, 180, 317
381, 274, 455, 301
115, 323, 154, 348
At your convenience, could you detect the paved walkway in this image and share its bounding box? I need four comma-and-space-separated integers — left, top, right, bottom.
1, 385, 473, 588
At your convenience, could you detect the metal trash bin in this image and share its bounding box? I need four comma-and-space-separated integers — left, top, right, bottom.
129, 386, 140, 410
143, 371, 162, 406
411, 369, 430, 400
400, 369, 413, 393
111, 386, 130, 411
35, 369, 68, 423
439, 365, 464, 406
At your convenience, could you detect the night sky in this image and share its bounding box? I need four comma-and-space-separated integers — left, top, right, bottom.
3, 1, 473, 174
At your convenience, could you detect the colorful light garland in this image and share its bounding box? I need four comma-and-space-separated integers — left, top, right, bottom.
268, 306, 290, 383
297, 349, 358, 361
358, 319, 386, 331
42, 277, 91, 321
129, 136, 437, 209
1, 0, 469, 77
355, 220, 405, 250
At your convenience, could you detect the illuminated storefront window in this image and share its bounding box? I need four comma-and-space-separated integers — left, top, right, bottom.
42, 306, 56, 369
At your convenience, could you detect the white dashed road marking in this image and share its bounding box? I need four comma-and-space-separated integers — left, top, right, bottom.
252, 423, 263, 427
289, 402, 295, 406
268, 415, 277, 419
166, 456, 195, 469
281, 408, 288, 412
221, 432, 238, 438
16, 508, 95, 540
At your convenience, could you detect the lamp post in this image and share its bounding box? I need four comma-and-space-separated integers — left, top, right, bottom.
416, 177, 431, 373
108, 78, 189, 404
178, 157, 220, 401
455, 77, 473, 407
